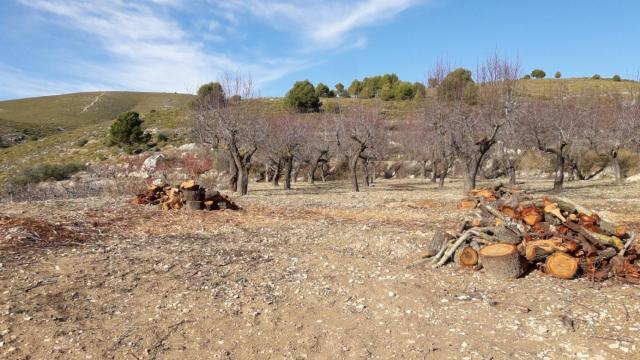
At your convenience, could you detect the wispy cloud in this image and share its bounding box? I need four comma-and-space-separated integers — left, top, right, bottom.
13, 0, 313, 96
215, 0, 422, 49
6, 0, 422, 98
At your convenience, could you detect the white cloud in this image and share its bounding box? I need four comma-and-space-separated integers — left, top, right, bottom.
13, 0, 313, 96
215, 0, 422, 48
8, 0, 421, 98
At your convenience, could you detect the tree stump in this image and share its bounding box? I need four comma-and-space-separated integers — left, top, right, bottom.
187, 200, 204, 210
545, 252, 578, 279
479, 244, 525, 279
426, 230, 453, 257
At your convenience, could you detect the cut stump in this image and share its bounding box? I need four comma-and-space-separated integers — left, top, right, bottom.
479, 243, 525, 279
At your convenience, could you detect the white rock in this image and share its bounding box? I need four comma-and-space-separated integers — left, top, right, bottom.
142, 153, 166, 172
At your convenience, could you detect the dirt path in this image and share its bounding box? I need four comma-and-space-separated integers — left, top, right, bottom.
1, 179, 639, 359
80, 92, 105, 113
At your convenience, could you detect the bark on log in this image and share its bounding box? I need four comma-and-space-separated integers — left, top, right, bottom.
479, 244, 525, 279
545, 252, 579, 279
493, 224, 522, 244
433, 230, 475, 267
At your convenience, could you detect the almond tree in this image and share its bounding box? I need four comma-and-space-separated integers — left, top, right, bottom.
580, 92, 640, 185
438, 55, 520, 193
298, 114, 334, 184
192, 74, 264, 195
263, 113, 306, 190
335, 104, 384, 192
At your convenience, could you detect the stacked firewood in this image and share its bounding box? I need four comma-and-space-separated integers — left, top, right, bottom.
131, 180, 239, 211
426, 185, 639, 283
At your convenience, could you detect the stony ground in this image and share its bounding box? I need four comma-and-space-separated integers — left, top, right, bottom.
1, 178, 639, 359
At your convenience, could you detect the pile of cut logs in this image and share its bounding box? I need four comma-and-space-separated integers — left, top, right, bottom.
131, 180, 239, 211
424, 185, 639, 283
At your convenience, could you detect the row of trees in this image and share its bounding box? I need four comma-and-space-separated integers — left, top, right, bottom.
524, 69, 624, 81
191, 60, 639, 196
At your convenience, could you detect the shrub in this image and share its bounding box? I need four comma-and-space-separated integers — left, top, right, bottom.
285, 80, 321, 113
323, 101, 341, 113
12, 163, 87, 186
156, 132, 169, 142
592, 74, 601, 80
531, 69, 546, 79
76, 138, 89, 147
438, 68, 477, 105
108, 111, 150, 147
613, 74, 622, 82
182, 153, 213, 178
197, 82, 224, 98
554, 71, 561, 79
523, 74, 531, 80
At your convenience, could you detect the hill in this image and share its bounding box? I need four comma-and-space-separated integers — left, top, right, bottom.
0, 91, 194, 138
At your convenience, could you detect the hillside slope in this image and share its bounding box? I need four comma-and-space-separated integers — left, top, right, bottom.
0, 91, 194, 137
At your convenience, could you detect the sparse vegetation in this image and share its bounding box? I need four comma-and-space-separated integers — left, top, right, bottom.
11, 162, 87, 186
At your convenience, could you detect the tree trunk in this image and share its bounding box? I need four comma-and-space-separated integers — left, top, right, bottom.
292, 161, 300, 183
228, 153, 238, 192
507, 166, 516, 185
610, 148, 623, 185
553, 150, 565, 192
264, 163, 271, 182
349, 155, 359, 192
421, 160, 428, 179
239, 164, 250, 195
463, 159, 479, 194
363, 160, 370, 187
370, 161, 375, 184
430, 164, 438, 183
283, 155, 293, 190
307, 160, 318, 184
438, 166, 447, 189
320, 164, 326, 182
272, 160, 281, 186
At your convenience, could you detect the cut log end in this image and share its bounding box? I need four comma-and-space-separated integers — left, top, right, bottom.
459, 247, 479, 267
545, 252, 579, 279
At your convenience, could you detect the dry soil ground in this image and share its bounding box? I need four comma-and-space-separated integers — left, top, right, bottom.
1, 178, 639, 359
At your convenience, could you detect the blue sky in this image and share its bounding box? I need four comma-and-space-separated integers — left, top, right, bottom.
1, 0, 639, 100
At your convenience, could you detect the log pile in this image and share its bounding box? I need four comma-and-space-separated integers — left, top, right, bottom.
131, 181, 239, 211
427, 185, 639, 283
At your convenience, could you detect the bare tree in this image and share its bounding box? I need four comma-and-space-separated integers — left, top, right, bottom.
335, 104, 385, 192
192, 74, 264, 195
298, 114, 334, 184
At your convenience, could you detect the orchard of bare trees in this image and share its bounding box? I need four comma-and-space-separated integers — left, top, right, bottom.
191, 61, 640, 196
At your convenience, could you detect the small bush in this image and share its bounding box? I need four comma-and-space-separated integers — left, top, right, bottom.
76, 138, 89, 147
613, 74, 622, 82
108, 111, 151, 147
522, 74, 531, 80
554, 71, 561, 79
592, 74, 601, 80
531, 69, 546, 79
156, 132, 169, 142
323, 101, 341, 113
12, 163, 87, 186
